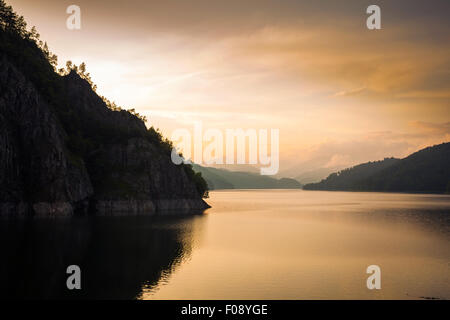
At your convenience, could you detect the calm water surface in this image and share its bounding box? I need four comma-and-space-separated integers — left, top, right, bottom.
1, 190, 449, 299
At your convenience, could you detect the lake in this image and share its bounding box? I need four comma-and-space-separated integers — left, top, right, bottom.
1, 190, 449, 299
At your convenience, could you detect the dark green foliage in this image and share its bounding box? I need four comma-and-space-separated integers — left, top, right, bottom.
184, 164, 209, 198
304, 143, 450, 194
304, 158, 400, 191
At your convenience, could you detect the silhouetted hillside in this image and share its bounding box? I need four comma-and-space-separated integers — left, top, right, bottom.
303, 158, 400, 190
304, 143, 450, 194
193, 165, 302, 190
0, 1, 208, 217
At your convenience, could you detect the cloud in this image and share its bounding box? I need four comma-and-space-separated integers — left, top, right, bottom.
410, 121, 450, 135
323, 154, 353, 168
9, 0, 450, 177
334, 87, 367, 97
396, 90, 450, 99
231, 25, 450, 101
281, 122, 450, 176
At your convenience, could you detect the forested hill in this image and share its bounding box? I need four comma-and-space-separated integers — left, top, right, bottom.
0, 1, 208, 217
192, 165, 302, 190
303, 142, 450, 194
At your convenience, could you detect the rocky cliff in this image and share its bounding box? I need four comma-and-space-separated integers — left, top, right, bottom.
0, 55, 94, 217
0, 28, 209, 217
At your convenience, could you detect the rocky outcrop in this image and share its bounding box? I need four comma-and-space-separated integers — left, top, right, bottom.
0, 53, 209, 217
0, 55, 93, 217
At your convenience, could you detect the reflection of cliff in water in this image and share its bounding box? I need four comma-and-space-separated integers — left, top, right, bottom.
0, 214, 206, 299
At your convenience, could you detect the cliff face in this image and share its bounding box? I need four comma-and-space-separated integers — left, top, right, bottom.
0, 54, 209, 217
0, 55, 93, 217
62, 70, 209, 215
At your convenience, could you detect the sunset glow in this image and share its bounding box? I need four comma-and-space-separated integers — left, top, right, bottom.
9, 0, 450, 176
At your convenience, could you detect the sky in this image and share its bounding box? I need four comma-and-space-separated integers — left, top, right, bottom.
7, 0, 450, 177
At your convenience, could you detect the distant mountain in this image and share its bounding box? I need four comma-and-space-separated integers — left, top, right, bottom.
303, 158, 401, 190
303, 142, 450, 194
295, 167, 343, 185
193, 165, 302, 190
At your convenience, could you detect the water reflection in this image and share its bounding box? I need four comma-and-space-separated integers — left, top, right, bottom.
1, 191, 449, 300
0, 214, 206, 299
145, 190, 450, 300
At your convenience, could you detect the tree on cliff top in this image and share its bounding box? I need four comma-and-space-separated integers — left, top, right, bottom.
0, 0, 209, 198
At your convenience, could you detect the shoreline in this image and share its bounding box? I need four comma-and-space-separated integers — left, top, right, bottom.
0, 198, 210, 219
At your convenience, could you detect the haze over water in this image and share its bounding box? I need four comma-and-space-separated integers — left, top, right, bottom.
144, 190, 450, 300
